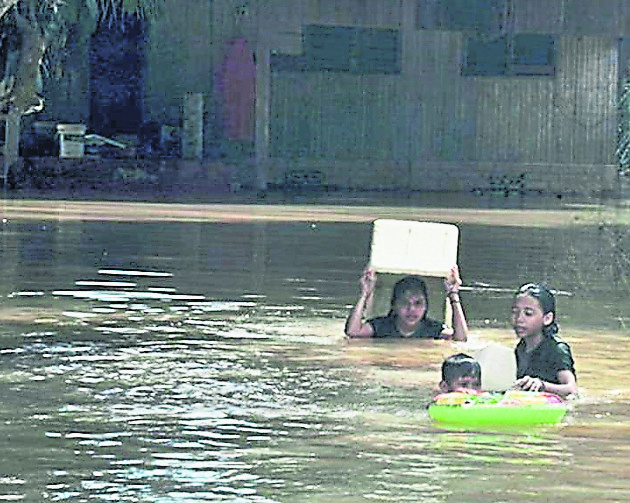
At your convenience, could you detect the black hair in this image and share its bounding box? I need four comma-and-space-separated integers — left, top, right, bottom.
515, 282, 559, 337
441, 353, 481, 386
387, 275, 429, 318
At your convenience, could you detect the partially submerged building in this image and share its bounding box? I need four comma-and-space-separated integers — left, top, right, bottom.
43, 0, 630, 195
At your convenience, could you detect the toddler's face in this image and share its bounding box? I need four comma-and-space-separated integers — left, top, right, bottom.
448, 375, 481, 392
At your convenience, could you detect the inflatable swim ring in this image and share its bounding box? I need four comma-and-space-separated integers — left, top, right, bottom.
428, 390, 567, 426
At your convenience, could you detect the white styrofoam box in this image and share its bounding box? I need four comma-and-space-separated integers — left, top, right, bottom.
57, 124, 86, 158
475, 343, 517, 391
368, 219, 459, 277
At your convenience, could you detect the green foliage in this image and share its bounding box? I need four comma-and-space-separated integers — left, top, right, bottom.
103, 0, 164, 24
0, 0, 165, 27
0, 0, 165, 94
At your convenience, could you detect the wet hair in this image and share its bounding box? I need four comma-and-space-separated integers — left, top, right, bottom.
515, 282, 559, 337
388, 275, 429, 318
441, 353, 481, 386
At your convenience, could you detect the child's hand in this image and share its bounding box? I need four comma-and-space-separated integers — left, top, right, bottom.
444, 265, 462, 294
514, 375, 545, 392
359, 268, 377, 296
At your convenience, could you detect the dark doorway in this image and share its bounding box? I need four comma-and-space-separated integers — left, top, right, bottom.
89, 13, 144, 136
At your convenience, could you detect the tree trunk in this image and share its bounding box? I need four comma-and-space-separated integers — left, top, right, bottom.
3, 107, 20, 185
0, 0, 18, 21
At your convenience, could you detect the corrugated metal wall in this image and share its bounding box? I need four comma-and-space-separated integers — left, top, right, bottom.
125, 0, 630, 192
474, 36, 617, 165
271, 73, 400, 160
261, 0, 626, 192
39, 0, 629, 194
405, 30, 469, 163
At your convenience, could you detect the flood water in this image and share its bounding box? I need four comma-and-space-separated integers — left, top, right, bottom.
0, 195, 629, 502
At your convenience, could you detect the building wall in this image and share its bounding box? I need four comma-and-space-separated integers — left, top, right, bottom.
43, 0, 630, 194
258, 0, 627, 194
144, 0, 215, 151
472, 36, 617, 165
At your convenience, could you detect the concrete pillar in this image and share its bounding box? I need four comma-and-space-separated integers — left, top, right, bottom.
183, 92, 204, 161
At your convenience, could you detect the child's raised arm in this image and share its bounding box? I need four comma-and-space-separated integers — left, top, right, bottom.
443, 265, 469, 342
345, 268, 377, 338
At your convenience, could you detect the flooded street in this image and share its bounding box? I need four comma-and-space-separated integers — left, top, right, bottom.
0, 195, 629, 502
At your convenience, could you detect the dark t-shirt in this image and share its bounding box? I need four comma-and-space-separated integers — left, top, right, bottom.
367, 313, 445, 339
515, 335, 576, 384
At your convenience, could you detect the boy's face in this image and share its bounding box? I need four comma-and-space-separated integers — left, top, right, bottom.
442, 375, 481, 392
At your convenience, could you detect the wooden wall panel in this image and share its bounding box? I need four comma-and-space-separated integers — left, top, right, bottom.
563, 0, 622, 36
554, 36, 617, 164
146, 0, 213, 120
512, 0, 565, 33
463, 35, 617, 166
136, 0, 624, 193
474, 79, 555, 163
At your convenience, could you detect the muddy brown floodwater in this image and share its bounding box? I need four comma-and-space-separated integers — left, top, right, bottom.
0, 195, 628, 502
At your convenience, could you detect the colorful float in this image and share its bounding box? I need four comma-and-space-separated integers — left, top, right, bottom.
428, 390, 567, 426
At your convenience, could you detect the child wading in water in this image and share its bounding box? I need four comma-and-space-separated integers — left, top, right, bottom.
439, 353, 482, 392
345, 265, 468, 341
512, 282, 577, 397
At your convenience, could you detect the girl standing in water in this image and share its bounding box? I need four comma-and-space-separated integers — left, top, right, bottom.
344, 265, 468, 341
512, 282, 577, 397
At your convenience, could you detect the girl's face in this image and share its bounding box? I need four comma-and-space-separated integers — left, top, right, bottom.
511, 293, 553, 340
393, 291, 427, 331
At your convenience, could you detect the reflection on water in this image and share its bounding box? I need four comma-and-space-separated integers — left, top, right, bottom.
0, 208, 629, 502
